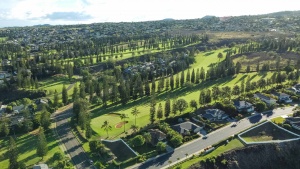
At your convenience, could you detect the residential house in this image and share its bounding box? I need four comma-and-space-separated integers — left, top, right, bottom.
234, 100, 254, 113
172, 121, 202, 135
285, 117, 300, 130
273, 92, 292, 103
202, 109, 229, 122
254, 93, 276, 105
148, 129, 167, 146
13, 104, 25, 114
33, 164, 49, 169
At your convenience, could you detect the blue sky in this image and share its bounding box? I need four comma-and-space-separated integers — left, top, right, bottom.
0, 0, 299, 27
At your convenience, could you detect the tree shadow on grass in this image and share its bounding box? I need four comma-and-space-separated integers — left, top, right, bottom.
235, 74, 248, 84
204, 52, 215, 56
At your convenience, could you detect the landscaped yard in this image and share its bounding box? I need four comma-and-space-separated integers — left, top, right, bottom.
175, 139, 244, 169
271, 117, 285, 124
0, 128, 63, 168
240, 121, 298, 142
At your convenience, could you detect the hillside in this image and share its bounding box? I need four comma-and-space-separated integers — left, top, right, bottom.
189, 140, 300, 169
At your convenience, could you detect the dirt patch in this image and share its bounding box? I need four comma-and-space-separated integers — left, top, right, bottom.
106, 113, 121, 117
29, 128, 40, 136
115, 121, 128, 128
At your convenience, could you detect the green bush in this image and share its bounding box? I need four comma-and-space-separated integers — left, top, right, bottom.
156, 141, 166, 152
129, 135, 145, 147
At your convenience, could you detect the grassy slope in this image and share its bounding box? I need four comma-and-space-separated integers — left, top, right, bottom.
0, 128, 62, 168
177, 139, 244, 169
90, 48, 274, 139
240, 122, 298, 142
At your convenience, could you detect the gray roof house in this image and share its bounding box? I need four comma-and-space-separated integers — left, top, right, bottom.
254, 93, 276, 105
33, 164, 49, 169
285, 117, 300, 130
172, 122, 202, 135
234, 100, 254, 113
203, 109, 229, 122
273, 92, 292, 103
148, 129, 167, 146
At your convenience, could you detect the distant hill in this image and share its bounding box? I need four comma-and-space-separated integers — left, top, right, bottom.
264, 10, 300, 17
162, 18, 175, 21
201, 15, 216, 19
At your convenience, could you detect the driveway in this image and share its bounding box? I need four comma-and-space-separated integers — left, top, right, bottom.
54, 107, 94, 169
129, 106, 296, 169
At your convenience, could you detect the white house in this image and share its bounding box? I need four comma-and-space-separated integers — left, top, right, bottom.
273, 92, 292, 103
234, 100, 254, 113
254, 93, 277, 105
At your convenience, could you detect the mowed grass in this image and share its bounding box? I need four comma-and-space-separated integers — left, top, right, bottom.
0, 128, 62, 168
240, 121, 298, 142
91, 47, 277, 139
271, 117, 285, 124
91, 71, 275, 139
176, 139, 244, 169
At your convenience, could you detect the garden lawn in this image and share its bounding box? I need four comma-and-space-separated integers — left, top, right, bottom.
177, 139, 244, 169
240, 121, 299, 142
0, 129, 62, 169
271, 117, 285, 124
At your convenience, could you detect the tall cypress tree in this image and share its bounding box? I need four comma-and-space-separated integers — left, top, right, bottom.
72, 83, 79, 101
186, 69, 191, 82
53, 90, 59, 108
191, 68, 195, 83
36, 127, 48, 159
8, 136, 18, 169
151, 78, 156, 95
164, 98, 171, 118
180, 70, 185, 87
175, 74, 180, 88
157, 103, 163, 121
62, 84, 68, 105
170, 74, 174, 90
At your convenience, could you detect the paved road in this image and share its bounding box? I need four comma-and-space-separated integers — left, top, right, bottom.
130, 106, 296, 169
54, 107, 93, 169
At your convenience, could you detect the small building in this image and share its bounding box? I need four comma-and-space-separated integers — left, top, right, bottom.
285, 117, 300, 130
33, 163, 49, 169
148, 129, 167, 146
234, 100, 254, 113
172, 121, 202, 135
13, 104, 25, 114
203, 109, 229, 122
273, 92, 292, 103
254, 93, 276, 105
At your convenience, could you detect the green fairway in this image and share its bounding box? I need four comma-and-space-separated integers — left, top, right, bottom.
0, 129, 62, 168
176, 139, 244, 169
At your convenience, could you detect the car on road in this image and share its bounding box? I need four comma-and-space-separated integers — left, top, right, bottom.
231, 123, 237, 127
202, 135, 208, 139
88, 159, 93, 165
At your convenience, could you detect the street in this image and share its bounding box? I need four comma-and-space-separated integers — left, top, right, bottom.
54, 108, 93, 169
130, 106, 296, 169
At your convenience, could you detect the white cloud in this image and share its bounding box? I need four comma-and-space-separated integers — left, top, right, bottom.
0, 0, 300, 27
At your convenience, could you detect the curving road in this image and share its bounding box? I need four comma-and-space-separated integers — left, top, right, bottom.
129, 106, 297, 169
54, 107, 93, 169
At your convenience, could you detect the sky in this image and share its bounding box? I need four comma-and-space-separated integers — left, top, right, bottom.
0, 0, 299, 27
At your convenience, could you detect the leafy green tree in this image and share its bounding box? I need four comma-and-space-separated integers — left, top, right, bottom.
73, 98, 90, 126
186, 69, 191, 82
62, 85, 68, 105
176, 99, 188, 114
130, 135, 145, 147
189, 100, 198, 110
36, 127, 48, 159
72, 83, 78, 101
170, 74, 174, 90
191, 68, 195, 83
246, 65, 251, 73
143, 132, 152, 146
175, 74, 180, 88
79, 83, 86, 99
172, 99, 177, 116
131, 107, 140, 126
8, 136, 18, 169
40, 111, 51, 130
101, 120, 112, 138
170, 135, 183, 147
164, 98, 171, 118
151, 79, 156, 95
255, 101, 267, 112
217, 52, 223, 62
150, 104, 156, 124
156, 141, 166, 152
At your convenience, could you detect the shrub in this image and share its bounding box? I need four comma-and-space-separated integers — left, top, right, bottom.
156, 141, 167, 152
130, 135, 145, 147
53, 152, 64, 161
170, 135, 183, 147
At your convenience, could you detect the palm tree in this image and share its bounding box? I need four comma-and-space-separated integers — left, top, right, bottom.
130, 124, 139, 133
131, 107, 140, 126
119, 114, 128, 132
101, 120, 112, 138
143, 132, 152, 146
